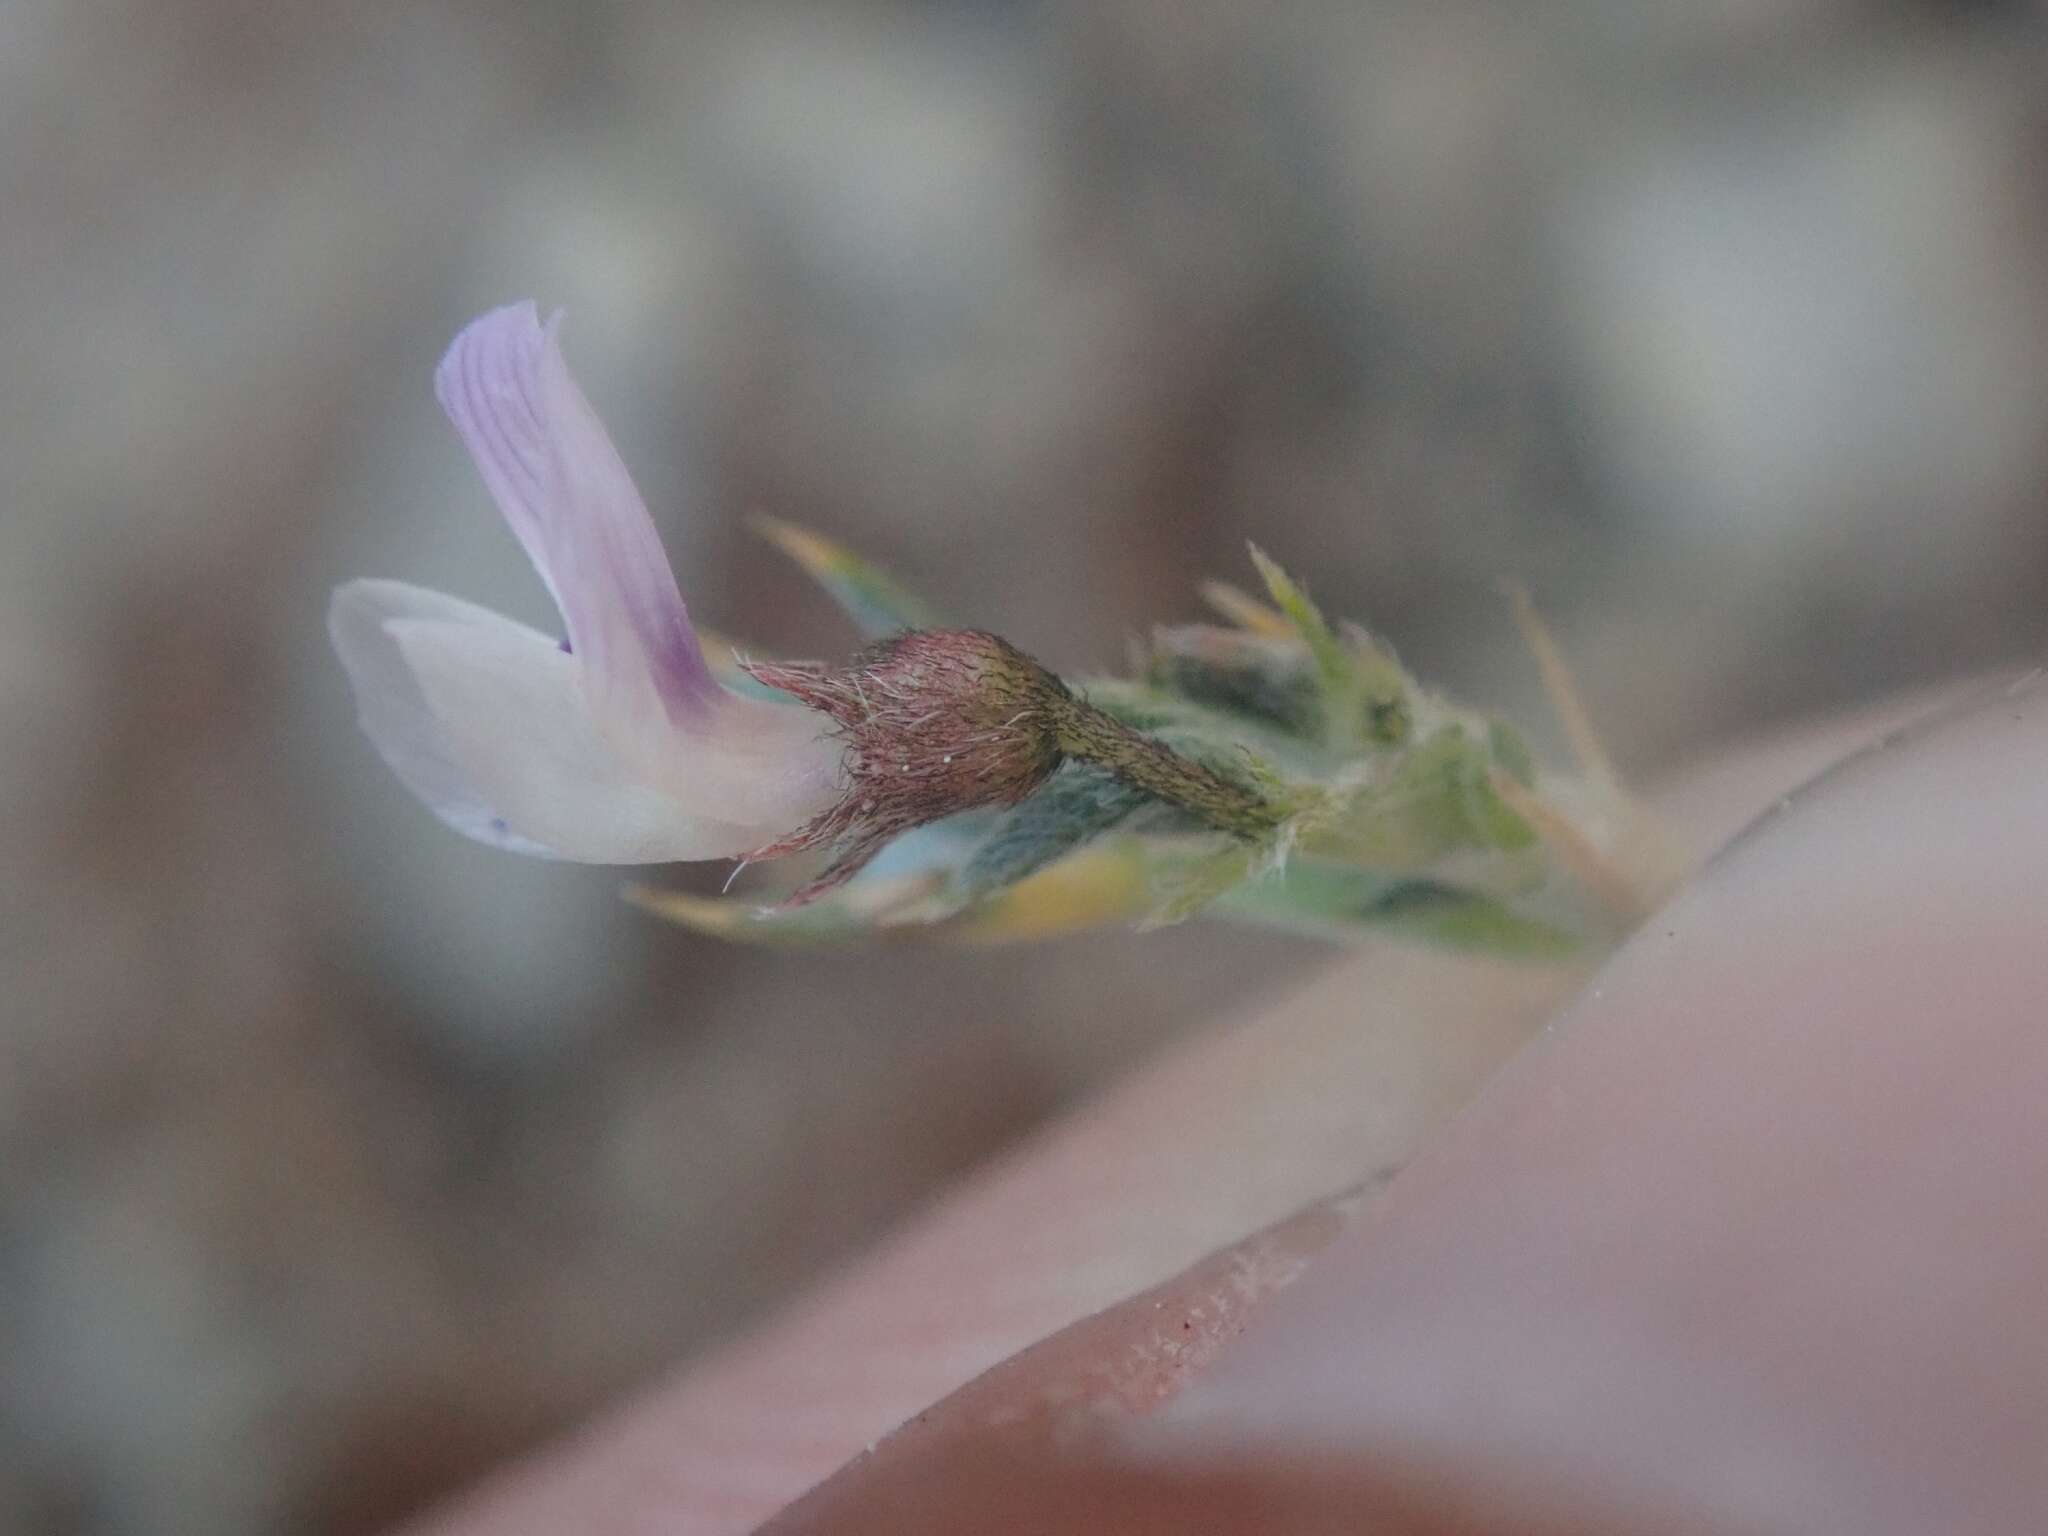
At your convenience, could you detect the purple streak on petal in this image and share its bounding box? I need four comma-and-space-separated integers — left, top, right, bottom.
434, 302, 719, 726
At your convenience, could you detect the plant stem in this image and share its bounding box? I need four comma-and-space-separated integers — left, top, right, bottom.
1049, 695, 1287, 839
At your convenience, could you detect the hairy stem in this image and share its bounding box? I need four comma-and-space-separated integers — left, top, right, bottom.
1049, 695, 1287, 839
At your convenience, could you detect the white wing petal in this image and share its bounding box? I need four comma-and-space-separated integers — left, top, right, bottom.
333, 579, 796, 862
329, 579, 561, 856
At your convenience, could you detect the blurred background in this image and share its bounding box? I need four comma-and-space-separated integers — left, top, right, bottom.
2, 2, 2044, 1532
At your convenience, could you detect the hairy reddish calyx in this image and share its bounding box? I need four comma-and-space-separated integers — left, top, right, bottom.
745, 629, 1283, 904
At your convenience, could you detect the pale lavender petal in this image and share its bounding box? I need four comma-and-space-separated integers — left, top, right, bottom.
338, 308, 847, 861
387, 614, 769, 862
433, 302, 720, 729
333, 579, 844, 859
332, 578, 769, 862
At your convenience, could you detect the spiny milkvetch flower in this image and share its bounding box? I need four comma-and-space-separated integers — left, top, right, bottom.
330, 303, 1252, 895
333, 303, 1664, 948
330, 302, 845, 863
